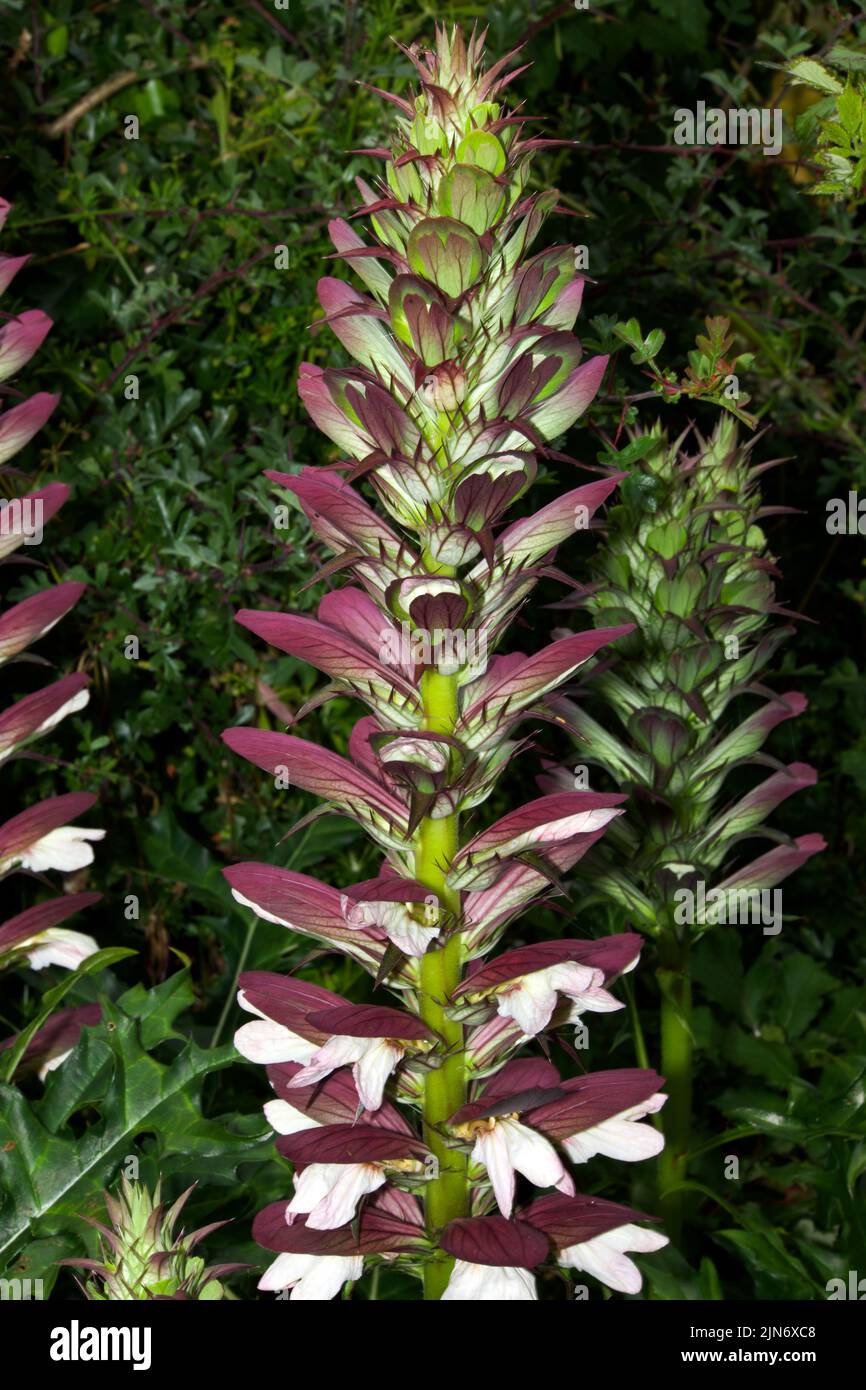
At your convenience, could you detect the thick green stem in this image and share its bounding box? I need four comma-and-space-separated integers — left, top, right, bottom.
657, 929, 692, 1245
415, 668, 467, 1300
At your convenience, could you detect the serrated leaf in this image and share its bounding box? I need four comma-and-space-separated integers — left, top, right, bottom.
0, 981, 244, 1273
785, 57, 843, 96
836, 83, 862, 135
1, 947, 137, 1083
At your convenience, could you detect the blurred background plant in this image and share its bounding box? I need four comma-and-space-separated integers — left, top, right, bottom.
0, 0, 862, 1300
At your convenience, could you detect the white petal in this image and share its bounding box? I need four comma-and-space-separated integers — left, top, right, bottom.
0, 690, 91, 762
288, 1164, 346, 1220
474, 1124, 517, 1218
234, 1020, 318, 1065
24, 927, 98, 971
292, 1254, 364, 1301
237, 988, 267, 1019
547, 962, 602, 995
342, 895, 440, 958
258, 1251, 364, 1299
601, 1224, 669, 1255
506, 807, 620, 855
257, 1252, 314, 1292
621, 1093, 667, 1122
560, 1224, 668, 1294
231, 887, 291, 927
495, 963, 605, 1036
565, 985, 625, 1017
353, 1037, 403, 1111
263, 1098, 322, 1136
305, 1163, 386, 1230
495, 971, 559, 1035
384, 919, 440, 957
36, 689, 91, 739
564, 1115, 665, 1164
38, 1048, 72, 1080
19, 825, 105, 874
563, 1239, 642, 1295
501, 1118, 574, 1195
442, 1261, 537, 1301
288, 1033, 366, 1090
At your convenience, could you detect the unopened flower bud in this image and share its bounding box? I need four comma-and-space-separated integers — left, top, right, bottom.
421, 361, 466, 412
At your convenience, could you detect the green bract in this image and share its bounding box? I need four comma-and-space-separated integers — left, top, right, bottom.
61, 1177, 238, 1300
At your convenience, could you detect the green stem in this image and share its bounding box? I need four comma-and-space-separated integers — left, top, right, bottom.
211, 823, 315, 1048
657, 928, 692, 1246
622, 972, 651, 1073
415, 667, 468, 1300
210, 911, 258, 1048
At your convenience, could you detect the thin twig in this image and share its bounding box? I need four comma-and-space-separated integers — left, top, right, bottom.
42, 70, 144, 138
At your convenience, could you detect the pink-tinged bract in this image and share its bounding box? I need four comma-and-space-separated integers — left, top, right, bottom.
0, 203, 102, 1013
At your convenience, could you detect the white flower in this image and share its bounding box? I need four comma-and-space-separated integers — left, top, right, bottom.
233, 989, 320, 1066
234, 1020, 318, 1065
0, 687, 90, 764
472, 1117, 574, 1218
495, 962, 621, 1036
23, 927, 98, 971
258, 1251, 363, 1300
288, 1034, 404, 1112
341, 893, 440, 958
263, 1098, 322, 1135
287, 1162, 387, 1230
559, 1223, 669, 1294
11, 824, 105, 874
380, 916, 440, 957
563, 1094, 667, 1164
442, 1260, 537, 1301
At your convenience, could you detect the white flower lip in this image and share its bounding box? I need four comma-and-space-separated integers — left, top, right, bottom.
23, 927, 99, 972
558, 1223, 669, 1294
472, 1116, 574, 1218
287, 1161, 387, 1230
14, 824, 105, 875
257, 1251, 364, 1300
442, 1260, 537, 1301
288, 1034, 405, 1112
495, 961, 621, 1036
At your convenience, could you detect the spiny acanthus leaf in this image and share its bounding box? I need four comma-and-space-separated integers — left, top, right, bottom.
0, 972, 260, 1278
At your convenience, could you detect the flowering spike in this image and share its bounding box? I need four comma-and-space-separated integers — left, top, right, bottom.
558, 417, 825, 1236
223, 27, 667, 1301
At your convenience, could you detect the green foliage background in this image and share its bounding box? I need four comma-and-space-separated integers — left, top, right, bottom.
0, 0, 863, 1299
